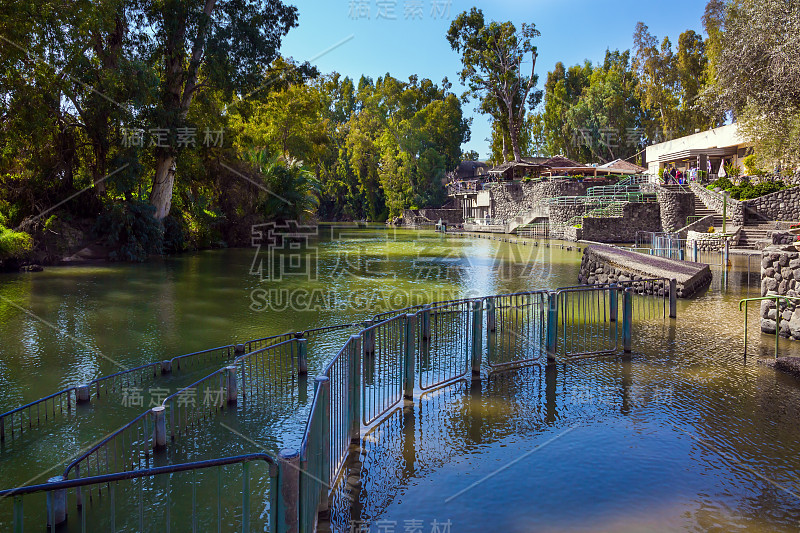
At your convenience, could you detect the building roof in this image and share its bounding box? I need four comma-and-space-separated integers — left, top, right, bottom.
597, 159, 647, 174
541, 155, 583, 168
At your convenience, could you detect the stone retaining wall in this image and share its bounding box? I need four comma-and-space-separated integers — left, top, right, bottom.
489, 180, 591, 221
759, 245, 800, 339
579, 203, 662, 243
690, 183, 745, 225
687, 228, 741, 251
743, 186, 800, 221
677, 214, 716, 238
401, 208, 463, 226
656, 189, 695, 233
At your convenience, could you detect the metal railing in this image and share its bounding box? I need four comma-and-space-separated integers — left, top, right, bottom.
552, 287, 623, 358
2, 453, 278, 533
360, 315, 406, 426
0, 387, 78, 441
417, 300, 473, 388
234, 339, 298, 403
516, 222, 550, 237
2, 283, 677, 532
322, 335, 360, 484
739, 295, 800, 358
484, 291, 548, 369
63, 410, 156, 483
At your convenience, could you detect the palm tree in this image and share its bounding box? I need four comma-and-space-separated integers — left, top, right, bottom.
246, 148, 320, 222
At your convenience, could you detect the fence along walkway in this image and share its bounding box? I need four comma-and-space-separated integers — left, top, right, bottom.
1, 283, 674, 532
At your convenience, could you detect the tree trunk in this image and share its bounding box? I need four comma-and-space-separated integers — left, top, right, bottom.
508, 107, 522, 162
150, 155, 175, 220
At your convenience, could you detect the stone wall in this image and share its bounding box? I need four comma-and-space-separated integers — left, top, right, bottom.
401, 209, 463, 226
549, 203, 585, 226
690, 183, 745, 225
743, 186, 800, 221
656, 189, 695, 232
759, 245, 800, 339
489, 179, 591, 221
677, 214, 716, 238
772, 232, 797, 245
579, 203, 662, 243
687, 228, 741, 251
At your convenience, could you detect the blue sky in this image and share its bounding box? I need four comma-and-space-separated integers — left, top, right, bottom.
281, 0, 708, 160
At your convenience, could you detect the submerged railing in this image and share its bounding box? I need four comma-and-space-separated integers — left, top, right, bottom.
2, 283, 676, 532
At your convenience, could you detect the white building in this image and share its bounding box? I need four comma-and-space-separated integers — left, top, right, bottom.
645, 123, 752, 178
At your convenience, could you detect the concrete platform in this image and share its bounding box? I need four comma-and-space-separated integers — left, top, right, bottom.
579, 244, 713, 297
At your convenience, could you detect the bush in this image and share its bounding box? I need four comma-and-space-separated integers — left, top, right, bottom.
162, 214, 188, 254
0, 224, 33, 260
705, 176, 788, 200
743, 154, 766, 176
94, 201, 163, 262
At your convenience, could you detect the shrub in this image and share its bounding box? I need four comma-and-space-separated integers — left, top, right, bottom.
94, 201, 163, 262
0, 224, 33, 260
743, 154, 766, 176
162, 214, 187, 254
707, 226, 715, 233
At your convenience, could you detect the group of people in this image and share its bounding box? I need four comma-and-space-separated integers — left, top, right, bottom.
662, 166, 701, 184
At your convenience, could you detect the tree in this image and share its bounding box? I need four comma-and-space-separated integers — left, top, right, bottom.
709, 0, 800, 165
447, 8, 541, 162
134, 0, 299, 220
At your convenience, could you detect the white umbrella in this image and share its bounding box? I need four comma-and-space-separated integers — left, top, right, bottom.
718, 160, 726, 178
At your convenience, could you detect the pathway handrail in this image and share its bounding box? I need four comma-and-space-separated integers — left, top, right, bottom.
739, 295, 800, 357
5, 453, 277, 498
5, 283, 663, 530
63, 409, 154, 480
0, 387, 77, 441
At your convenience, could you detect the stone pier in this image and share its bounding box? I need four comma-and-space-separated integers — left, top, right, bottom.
579, 244, 712, 298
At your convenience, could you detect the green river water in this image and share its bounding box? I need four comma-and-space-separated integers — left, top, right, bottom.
1, 227, 799, 532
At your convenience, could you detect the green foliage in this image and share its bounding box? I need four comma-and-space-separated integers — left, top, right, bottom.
447, 8, 541, 162
728, 181, 787, 200
723, 162, 741, 178
708, 176, 734, 190
0, 224, 33, 260
707, 176, 789, 200
94, 201, 163, 262
743, 154, 766, 176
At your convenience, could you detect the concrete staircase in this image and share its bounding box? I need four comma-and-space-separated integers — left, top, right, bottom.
660, 183, 784, 249
660, 184, 730, 230
737, 221, 782, 249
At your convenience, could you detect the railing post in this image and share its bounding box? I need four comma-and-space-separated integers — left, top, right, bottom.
486, 298, 496, 333
623, 289, 633, 353
77, 384, 90, 404
724, 239, 730, 266
363, 320, 375, 356
669, 279, 677, 319
349, 334, 361, 445
46, 476, 67, 527
314, 375, 331, 514
277, 449, 300, 533
403, 314, 416, 402
225, 366, 238, 404
234, 343, 246, 357
296, 338, 308, 376
609, 285, 618, 323
161, 360, 172, 374
151, 406, 167, 449
546, 292, 558, 361
421, 306, 431, 342
692, 240, 698, 263
470, 300, 483, 378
